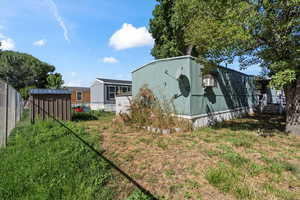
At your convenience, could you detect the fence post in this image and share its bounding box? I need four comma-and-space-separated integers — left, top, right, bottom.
5, 83, 9, 147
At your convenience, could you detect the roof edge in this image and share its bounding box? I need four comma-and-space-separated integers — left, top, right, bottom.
132, 55, 256, 77
132, 55, 194, 73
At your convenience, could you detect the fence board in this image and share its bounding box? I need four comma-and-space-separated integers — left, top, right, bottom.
0, 80, 23, 148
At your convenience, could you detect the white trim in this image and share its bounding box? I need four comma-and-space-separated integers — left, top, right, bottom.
104, 82, 132, 86
177, 106, 254, 120
96, 78, 132, 85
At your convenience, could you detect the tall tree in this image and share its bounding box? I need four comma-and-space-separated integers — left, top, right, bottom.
46, 73, 64, 89
0, 51, 64, 98
149, 0, 197, 58
151, 0, 300, 134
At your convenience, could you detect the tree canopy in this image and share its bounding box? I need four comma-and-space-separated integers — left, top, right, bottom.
0, 51, 64, 98
150, 0, 300, 133
150, 0, 299, 87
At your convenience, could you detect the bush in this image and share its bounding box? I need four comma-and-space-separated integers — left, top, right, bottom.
72, 112, 98, 121
119, 86, 192, 132
0, 120, 114, 200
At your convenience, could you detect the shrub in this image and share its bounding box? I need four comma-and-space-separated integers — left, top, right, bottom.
119, 86, 192, 132
0, 120, 114, 200
72, 112, 98, 121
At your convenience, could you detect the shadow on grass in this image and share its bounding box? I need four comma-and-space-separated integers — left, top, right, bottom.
212, 114, 286, 133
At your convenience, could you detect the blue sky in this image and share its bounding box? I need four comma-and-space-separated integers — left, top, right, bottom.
0, 0, 261, 87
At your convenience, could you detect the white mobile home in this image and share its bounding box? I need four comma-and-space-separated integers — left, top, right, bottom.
90, 78, 132, 111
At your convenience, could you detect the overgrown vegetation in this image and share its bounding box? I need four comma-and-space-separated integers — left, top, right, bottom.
72, 110, 114, 121
118, 86, 191, 132
0, 119, 115, 200
82, 113, 300, 199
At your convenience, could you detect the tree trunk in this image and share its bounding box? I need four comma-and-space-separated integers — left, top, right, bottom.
186, 45, 194, 56
285, 78, 300, 135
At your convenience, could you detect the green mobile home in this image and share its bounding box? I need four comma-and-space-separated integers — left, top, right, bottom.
132, 56, 258, 128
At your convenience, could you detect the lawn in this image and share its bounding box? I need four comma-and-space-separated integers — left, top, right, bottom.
80, 114, 300, 200
0, 111, 146, 200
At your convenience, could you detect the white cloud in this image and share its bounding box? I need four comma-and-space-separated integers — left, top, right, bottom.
0, 38, 15, 50
109, 23, 154, 50
33, 39, 46, 47
46, 0, 70, 43
102, 57, 119, 64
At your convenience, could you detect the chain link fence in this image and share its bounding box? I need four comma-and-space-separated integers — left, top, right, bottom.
0, 80, 23, 147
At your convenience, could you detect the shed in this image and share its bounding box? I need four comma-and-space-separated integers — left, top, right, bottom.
29, 89, 72, 122
132, 56, 258, 128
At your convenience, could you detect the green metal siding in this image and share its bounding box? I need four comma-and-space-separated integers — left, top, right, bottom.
190, 59, 257, 116
132, 57, 191, 115
132, 56, 257, 117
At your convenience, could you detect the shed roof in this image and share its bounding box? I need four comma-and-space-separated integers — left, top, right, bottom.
96, 78, 132, 85
29, 89, 72, 95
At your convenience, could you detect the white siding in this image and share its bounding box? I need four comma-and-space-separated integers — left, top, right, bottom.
116, 96, 132, 114
90, 80, 105, 110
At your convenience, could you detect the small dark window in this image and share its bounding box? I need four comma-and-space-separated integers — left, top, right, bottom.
107, 86, 116, 101
178, 75, 191, 97
76, 91, 82, 101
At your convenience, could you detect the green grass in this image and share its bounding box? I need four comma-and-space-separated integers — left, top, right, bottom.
126, 190, 153, 200
205, 162, 254, 199
263, 183, 298, 200
0, 119, 115, 200
261, 157, 299, 175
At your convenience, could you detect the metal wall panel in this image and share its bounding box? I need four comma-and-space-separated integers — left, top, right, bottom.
0, 80, 23, 148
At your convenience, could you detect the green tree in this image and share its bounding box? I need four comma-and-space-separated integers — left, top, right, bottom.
151, 0, 300, 134
149, 0, 197, 58
46, 73, 64, 89
0, 51, 64, 98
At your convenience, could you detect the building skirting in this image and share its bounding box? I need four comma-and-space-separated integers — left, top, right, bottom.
90, 103, 116, 112
178, 107, 255, 129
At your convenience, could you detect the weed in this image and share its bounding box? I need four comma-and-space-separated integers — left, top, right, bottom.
261, 157, 298, 175
247, 163, 264, 176
205, 163, 254, 199
156, 140, 168, 150
205, 150, 219, 157
185, 179, 201, 190
119, 86, 192, 131
222, 151, 250, 168
165, 169, 176, 177
126, 190, 152, 200
169, 184, 183, 194
263, 183, 298, 200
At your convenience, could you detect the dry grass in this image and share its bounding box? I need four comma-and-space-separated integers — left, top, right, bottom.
79, 114, 300, 200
